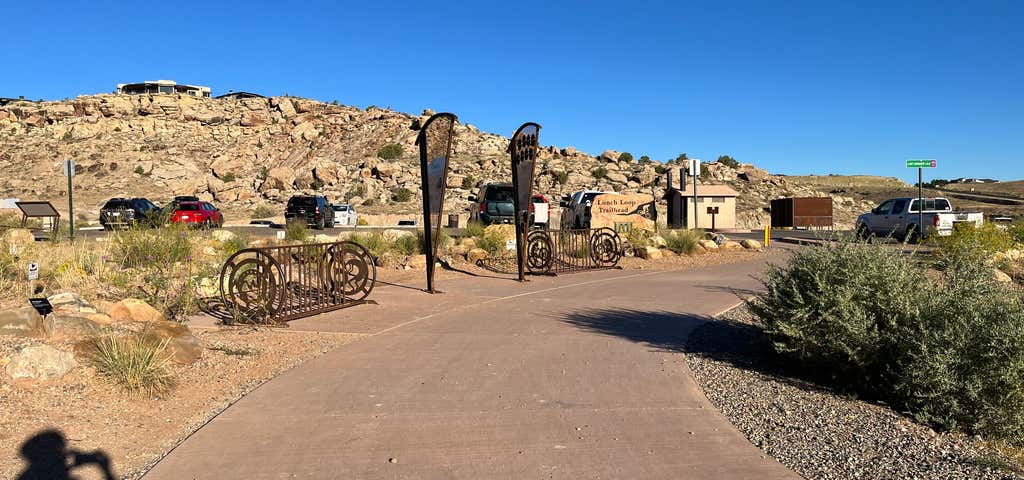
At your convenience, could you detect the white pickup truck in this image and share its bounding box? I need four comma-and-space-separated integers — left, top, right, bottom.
855, 197, 984, 243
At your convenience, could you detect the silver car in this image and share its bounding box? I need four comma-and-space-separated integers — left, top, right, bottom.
332, 204, 359, 226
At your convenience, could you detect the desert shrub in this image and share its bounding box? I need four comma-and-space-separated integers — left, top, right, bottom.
663, 229, 702, 254
112, 224, 194, 268
617, 152, 633, 163
553, 171, 569, 185
625, 228, 651, 247
415, 228, 450, 254
931, 222, 1013, 268
221, 171, 237, 182
750, 240, 1024, 444
284, 220, 309, 242
376, 143, 403, 160
639, 155, 651, 164
472, 226, 505, 254
89, 335, 174, 394
461, 175, 475, 189
592, 167, 608, 179
654, 164, 667, 175
251, 204, 275, 219
218, 231, 249, 255
344, 185, 366, 201
363, 198, 377, 207
258, 166, 269, 181
1005, 221, 1024, 245
465, 221, 485, 239
394, 234, 421, 256
716, 155, 739, 168
356, 217, 368, 226
133, 165, 145, 175
391, 187, 413, 202
349, 232, 387, 257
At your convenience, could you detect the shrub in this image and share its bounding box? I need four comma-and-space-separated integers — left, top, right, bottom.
465, 221, 485, 239
416, 228, 450, 254
221, 171, 236, 182
617, 152, 633, 163
654, 164, 667, 175
252, 204, 275, 219
663, 229, 702, 254
357, 217, 368, 226
134, 165, 145, 175
349, 232, 388, 257
931, 222, 1013, 268
639, 155, 651, 164
716, 155, 739, 168
749, 240, 1024, 444
391, 187, 413, 202
284, 220, 310, 242
553, 171, 569, 185
592, 167, 608, 179
461, 175, 475, 189
218, 231, 249, 255
476, 229, 504, 254
310, 179, 325, 191
89, 335, 174, 394
258, 166, 269, 181
377, 143, 404, 160
112, 224, 194, 268
363, 198, 377, 207
344, 185, 366, 201
394, 235, 421, 256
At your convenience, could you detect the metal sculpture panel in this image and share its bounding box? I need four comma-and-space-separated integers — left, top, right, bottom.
525, 228, 622, 275
219, 240, 376, 324
509, 122, 541, 281
415, 113, 457, 293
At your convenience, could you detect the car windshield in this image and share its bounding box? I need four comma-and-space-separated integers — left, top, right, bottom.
485, 187, 514, 202
176, 204, 200, 211
288, 197, 317, 207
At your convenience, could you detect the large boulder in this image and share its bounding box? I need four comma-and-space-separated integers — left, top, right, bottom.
140, 321, 202, 365
6, 345, 76, 380
107, 299, 168, 323
483, 224, 516, 244
404, 255, 428, 270
722, 241, 745, 251
740, 239, 763, 250
466, 248, 489, 264
262, 166, 296, 191
698, 239, 720, 252
0, 307, 46, 337
994, 269, 1013, 284
47, 315, 102, 341
2, 228, 35, 255
637, 246, 663, 260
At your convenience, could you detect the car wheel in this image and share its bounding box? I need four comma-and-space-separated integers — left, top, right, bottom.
316, 218, 325, 230
203, 219, 213, 230
856, 224, 872, 243
904, 225, 921, 245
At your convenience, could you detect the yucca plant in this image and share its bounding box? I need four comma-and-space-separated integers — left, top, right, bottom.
89, 335, 174, 394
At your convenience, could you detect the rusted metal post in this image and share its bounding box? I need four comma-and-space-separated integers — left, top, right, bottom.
414, 113, 457, 294
509, 122, 541, 283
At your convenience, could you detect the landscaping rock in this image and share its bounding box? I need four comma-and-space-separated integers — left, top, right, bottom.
698, 239, 720, 252
138, 321, 202, 364
108, 299, 168, 323
47, 315, 103, 341
2, 228, 35, 255
740, 239, 762, 250
5, 345, 76, 380
994, 268, 1013, 284
405, 255, 428, 270
721, 241, 744, 251
637, 246, 663, 260
212, 230, 237, 243
466, 248, 489, 264
47, 292, 98, 315
649, 235, 667, 248
0, 307, 46, 337
660, 248, 678, 257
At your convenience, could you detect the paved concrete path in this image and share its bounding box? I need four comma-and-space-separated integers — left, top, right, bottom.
146, 260, 797, 479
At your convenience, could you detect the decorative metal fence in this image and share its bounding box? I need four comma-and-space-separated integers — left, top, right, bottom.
524, 227, 623, 275
218, 240, 376, 324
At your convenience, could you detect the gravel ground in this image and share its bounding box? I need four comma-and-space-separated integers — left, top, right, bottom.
685, 306, 1023, 480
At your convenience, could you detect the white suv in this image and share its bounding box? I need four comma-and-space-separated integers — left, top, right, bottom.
331, 204, 359, 226
559, 190, 614, 229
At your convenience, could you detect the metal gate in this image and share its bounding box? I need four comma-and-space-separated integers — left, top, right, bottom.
218, 240, 376, 324
525, 227, 622, 275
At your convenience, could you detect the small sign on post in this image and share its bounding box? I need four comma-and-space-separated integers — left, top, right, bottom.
706, 206, 719, 232
27, 262, 39, 281
906, 159, 936, 168
906, 159, 936, 240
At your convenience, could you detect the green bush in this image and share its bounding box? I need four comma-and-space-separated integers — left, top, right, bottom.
363, 198, 377, 207
218, 231, 249, 255
553, 171, 569, 185
749, 240, 1024, 444
252, 204, 275, 219
284, 220, 309, 242
461, 175, 475, 189
716, 155, 739, 168
112, 224, 194, 268
133, 165, 145, 175
639, 155, 651, 164
416, 228, 450, 254
345, 185, 366, 201
357, 217, 368, 226
663, 229, 702, 254
391, 187, 413, 202
221, 171, 237, 182
394, 234, 421, 256
89, 335, 174, 394
377, 143, 403, 160
931, 222, 1013, 268
618, 152, 633, 163
349, 232, 387, 257
465, 221, 485, 239
1005, 221, 1024, 245
592, 167, 608, 179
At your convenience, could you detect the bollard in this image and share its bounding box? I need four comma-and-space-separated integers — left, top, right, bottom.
764, 225, 771, 247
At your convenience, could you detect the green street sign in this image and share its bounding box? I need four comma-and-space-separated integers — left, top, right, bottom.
907, 159, 936, 168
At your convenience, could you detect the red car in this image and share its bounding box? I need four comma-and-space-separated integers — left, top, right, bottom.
169, 201, 224, 228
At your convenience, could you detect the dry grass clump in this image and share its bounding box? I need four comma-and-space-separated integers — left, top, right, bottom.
89, 335, 175, 394
663, 229, 703, 255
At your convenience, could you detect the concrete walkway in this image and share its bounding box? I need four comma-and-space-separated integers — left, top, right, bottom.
145, 260, 797, 479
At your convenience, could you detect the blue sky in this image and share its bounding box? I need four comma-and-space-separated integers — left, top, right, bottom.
4, 0, 1022, 183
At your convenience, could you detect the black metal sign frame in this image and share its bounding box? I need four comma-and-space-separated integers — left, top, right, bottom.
415, 112, 458, 293
509, 122, 542, 282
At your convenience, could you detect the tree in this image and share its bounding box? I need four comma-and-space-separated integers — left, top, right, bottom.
639, 155, 652, 164
716, 155, 739, 168
617, 152, 634, 163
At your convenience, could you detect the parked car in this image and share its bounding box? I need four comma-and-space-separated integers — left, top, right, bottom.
285, 195, 335, 229
470, 183, 514, 225
99, 197, 161, 230
169, 201, 224, 229
855, 197, 984, 243
531, 194, 550, 228
331, 204, 359, 226
559, 190, 615, 229
161, 195, 201, 216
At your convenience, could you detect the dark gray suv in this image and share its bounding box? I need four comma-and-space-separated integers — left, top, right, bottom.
470, 183, 514, 225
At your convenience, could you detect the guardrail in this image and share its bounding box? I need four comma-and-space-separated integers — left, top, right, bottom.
218, 240, 376, 324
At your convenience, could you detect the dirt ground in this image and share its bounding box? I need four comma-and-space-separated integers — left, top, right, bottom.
0, 328, 362, 480
0, 246, 775, 479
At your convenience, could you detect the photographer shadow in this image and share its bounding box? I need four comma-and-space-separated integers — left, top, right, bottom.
17, 430, 115, 480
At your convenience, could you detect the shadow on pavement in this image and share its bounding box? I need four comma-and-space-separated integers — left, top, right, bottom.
16, 429, 116, 480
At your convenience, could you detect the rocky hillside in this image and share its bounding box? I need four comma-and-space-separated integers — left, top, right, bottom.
0, 94, 875, 228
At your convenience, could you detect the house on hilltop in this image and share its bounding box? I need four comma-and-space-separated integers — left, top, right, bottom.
116, 80, 211, 98
215, 91, 265, 100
